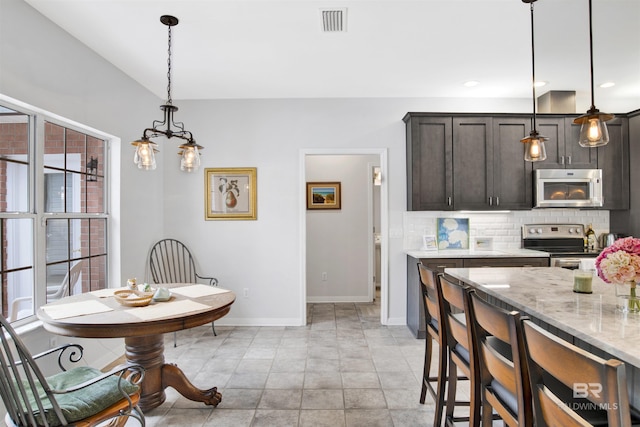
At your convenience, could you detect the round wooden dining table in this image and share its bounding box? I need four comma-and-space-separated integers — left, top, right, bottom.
37, 283, 235, 412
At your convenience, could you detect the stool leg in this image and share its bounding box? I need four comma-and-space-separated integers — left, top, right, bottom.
445, 357, 458, 424
434, 341, 447, 426
420, 336, 433, 404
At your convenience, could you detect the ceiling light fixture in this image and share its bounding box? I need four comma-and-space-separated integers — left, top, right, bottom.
599, 82, 615, 88
521, 0, 547, 162
574, 0, 613, 148
131, 15, 203, 172
463, 80, 480, 87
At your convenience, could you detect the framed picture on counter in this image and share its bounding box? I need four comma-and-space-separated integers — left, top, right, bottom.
205, 167, 257, 220
421, 235, 438, 251
306, 182, 341, 210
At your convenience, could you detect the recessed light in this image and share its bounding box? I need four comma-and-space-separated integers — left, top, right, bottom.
533, 81, 547, 88
463, 80, 480, 87
600, 82, 615, 88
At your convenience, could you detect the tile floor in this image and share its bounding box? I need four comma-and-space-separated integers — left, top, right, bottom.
137, 297, 446, 427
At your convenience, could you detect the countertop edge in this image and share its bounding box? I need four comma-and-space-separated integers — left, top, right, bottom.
406, 249, 550, 259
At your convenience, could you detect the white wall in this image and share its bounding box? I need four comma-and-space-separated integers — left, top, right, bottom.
306, 154, 379, 302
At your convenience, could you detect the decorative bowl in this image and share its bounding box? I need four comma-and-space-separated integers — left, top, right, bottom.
114, 289, 154, 307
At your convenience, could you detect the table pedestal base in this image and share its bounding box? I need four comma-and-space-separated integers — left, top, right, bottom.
124, 334, 222, 411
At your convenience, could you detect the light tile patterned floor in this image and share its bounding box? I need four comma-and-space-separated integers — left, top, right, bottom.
135, 298, 443, 427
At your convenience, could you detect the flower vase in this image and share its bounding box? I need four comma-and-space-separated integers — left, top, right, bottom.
615, 281, 640, 313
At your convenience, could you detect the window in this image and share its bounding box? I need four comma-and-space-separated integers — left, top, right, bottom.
0, 101, 109, 323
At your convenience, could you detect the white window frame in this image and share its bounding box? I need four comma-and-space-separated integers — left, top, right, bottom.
0, 94, 118, 326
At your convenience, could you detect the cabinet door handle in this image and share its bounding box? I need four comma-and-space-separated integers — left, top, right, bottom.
489, 197, 493, 206
561, 156, 565, 165
567, 155, 572, 165
496, 196, 500, 206
447, 196, 452, 206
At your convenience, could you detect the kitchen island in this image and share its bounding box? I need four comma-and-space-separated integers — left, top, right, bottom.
445, 266, 640, 409
407, 249, 549, 337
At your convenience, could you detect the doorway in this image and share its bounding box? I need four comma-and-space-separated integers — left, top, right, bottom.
300, 148, 388, 326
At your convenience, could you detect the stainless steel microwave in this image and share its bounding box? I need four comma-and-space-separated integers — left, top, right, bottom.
534, 169, 603, 208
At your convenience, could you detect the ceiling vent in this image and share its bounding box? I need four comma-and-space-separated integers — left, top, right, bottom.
320, 8, 347, 32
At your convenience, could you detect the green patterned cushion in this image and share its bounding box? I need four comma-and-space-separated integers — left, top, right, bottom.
19, 366, 139, 427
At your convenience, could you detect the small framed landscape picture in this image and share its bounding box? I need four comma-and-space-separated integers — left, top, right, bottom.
306, 182, 341, 210
422, 235, 438, 251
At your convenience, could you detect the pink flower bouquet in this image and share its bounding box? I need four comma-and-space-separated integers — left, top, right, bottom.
596, 236, 640, 311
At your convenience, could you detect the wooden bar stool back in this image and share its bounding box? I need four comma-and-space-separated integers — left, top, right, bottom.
521, 319, 633, 427
438, 275, 480, 427
468, 291, 532, 427
417, 263, 448, 426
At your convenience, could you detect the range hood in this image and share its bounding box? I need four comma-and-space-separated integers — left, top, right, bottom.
537, 90, 576, 114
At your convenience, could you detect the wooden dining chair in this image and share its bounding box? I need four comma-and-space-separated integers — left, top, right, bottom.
521, 319, 634, 427
0, 314, 145, 427
149, 238, 219, 345
468, 291, 532, 427
417, 264, 469, 426
438, 274, 481, 427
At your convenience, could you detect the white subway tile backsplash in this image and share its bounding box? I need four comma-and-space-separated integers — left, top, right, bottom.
403, 209, 610, 250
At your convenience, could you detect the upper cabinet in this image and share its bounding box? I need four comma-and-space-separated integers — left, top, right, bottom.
598, 117, 629, 210
405, 112, 629, 212
405, 115, 453, 210
534, 116, 597, 169
404, 113, 532, 211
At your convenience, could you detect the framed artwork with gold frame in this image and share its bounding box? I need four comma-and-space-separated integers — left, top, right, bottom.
205, 167, 257, 220
306, 182, 341, 210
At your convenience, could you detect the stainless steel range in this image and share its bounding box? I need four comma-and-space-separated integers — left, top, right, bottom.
522, 223, 601, 269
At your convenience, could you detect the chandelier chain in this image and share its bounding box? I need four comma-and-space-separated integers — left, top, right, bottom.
167, 25, 172, 104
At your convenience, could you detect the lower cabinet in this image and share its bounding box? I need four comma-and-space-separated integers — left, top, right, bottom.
406, 255, 549, 338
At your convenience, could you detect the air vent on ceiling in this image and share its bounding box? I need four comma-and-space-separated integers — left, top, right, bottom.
320, 8, 347, 32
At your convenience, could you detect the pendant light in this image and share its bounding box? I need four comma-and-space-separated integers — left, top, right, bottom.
521, 0, 547, 162
131, 15, 203, 172
574, 0, 613, 147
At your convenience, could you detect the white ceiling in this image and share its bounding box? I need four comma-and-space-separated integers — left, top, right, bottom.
23, 0, 640, 112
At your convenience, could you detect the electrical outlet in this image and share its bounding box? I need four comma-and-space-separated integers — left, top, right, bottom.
321, 272, 328, 281
243, 288, 249, 298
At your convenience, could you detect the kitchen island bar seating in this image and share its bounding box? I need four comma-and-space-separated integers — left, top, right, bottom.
417, 264, 469, 426
521, 319, 634, 427
468, 291, 532, 427
438, 275, 481, 426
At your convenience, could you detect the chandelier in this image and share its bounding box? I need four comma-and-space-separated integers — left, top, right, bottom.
131, 15, 203, 172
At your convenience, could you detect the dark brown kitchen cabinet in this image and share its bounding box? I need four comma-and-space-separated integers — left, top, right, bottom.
405, 113, 533, 211
534, 116, 598, 169
405, 116, 453, 210
598, 117, 629, 210
406, 255, 550, 338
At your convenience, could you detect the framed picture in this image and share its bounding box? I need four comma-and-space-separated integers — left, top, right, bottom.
421, 235, 438, 251
205, 167, 257, 220
436, 217, 470, 249
306, 182, 341, 210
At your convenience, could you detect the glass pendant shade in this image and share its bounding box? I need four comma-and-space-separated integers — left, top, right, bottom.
180, 145, 201, 172
133, 139, 157, 170
521, 131, 547, 162
575, 111, 612, 147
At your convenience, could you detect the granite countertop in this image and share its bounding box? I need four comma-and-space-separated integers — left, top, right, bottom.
445, 266, 640, 368
406, 248, 549, 259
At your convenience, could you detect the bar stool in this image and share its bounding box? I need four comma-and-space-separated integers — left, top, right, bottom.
468, 291, 532, 427
438, 274, 481, 427
417, 264, 468, 426
521, 319, 634, 427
